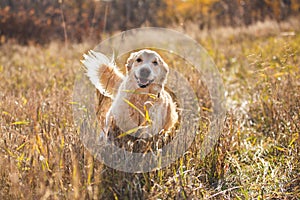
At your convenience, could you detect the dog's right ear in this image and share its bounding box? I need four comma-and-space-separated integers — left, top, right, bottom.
125, 52, 137, 73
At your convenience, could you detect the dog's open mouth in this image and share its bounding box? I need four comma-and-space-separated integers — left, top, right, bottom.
134, 74, 154, 88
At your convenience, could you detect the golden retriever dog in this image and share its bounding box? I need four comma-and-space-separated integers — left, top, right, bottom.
82, 49, 178, 138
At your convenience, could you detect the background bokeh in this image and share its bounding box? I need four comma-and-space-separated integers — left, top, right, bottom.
1, 0, 299, 43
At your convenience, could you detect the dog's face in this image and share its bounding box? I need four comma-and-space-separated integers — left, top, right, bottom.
126, 50, 169, 89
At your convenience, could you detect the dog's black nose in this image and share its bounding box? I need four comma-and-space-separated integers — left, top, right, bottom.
139, 67, 151, 78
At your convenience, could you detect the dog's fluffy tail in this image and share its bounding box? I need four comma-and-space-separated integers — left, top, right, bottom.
82, 50, 124, 99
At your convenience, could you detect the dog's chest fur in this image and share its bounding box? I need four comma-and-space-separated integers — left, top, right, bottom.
108, 75, 169, 135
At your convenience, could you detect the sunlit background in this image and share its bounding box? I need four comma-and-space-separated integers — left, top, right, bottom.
1, 0, 299, 44
0, 0, 299, 199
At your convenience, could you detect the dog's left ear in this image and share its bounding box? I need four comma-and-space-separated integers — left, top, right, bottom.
159, 59, 169, 85
125, 52, 137, 73
162, 60, 169, 74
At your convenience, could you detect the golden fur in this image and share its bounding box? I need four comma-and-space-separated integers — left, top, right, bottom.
83, 49, 178, 138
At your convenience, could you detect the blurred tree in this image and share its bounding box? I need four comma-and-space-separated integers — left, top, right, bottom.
0, 0, 299, 44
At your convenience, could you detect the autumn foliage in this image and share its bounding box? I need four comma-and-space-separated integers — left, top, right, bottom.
0, 0, 299, 44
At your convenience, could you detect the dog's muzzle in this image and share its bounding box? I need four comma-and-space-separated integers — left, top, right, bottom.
134, 74, 154, 88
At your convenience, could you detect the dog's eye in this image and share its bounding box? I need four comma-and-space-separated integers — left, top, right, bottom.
136, 58, 142, 63
152, 61, 158, 65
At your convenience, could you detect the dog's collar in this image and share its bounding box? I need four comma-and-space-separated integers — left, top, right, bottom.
122, 89, 161, 100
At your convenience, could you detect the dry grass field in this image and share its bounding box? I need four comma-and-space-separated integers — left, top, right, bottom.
0, 19, 299, 199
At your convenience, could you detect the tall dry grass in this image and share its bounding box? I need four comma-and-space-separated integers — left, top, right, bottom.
0, 19, 299, 199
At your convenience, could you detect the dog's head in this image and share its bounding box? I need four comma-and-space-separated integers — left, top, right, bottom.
126, 50, 169, 89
